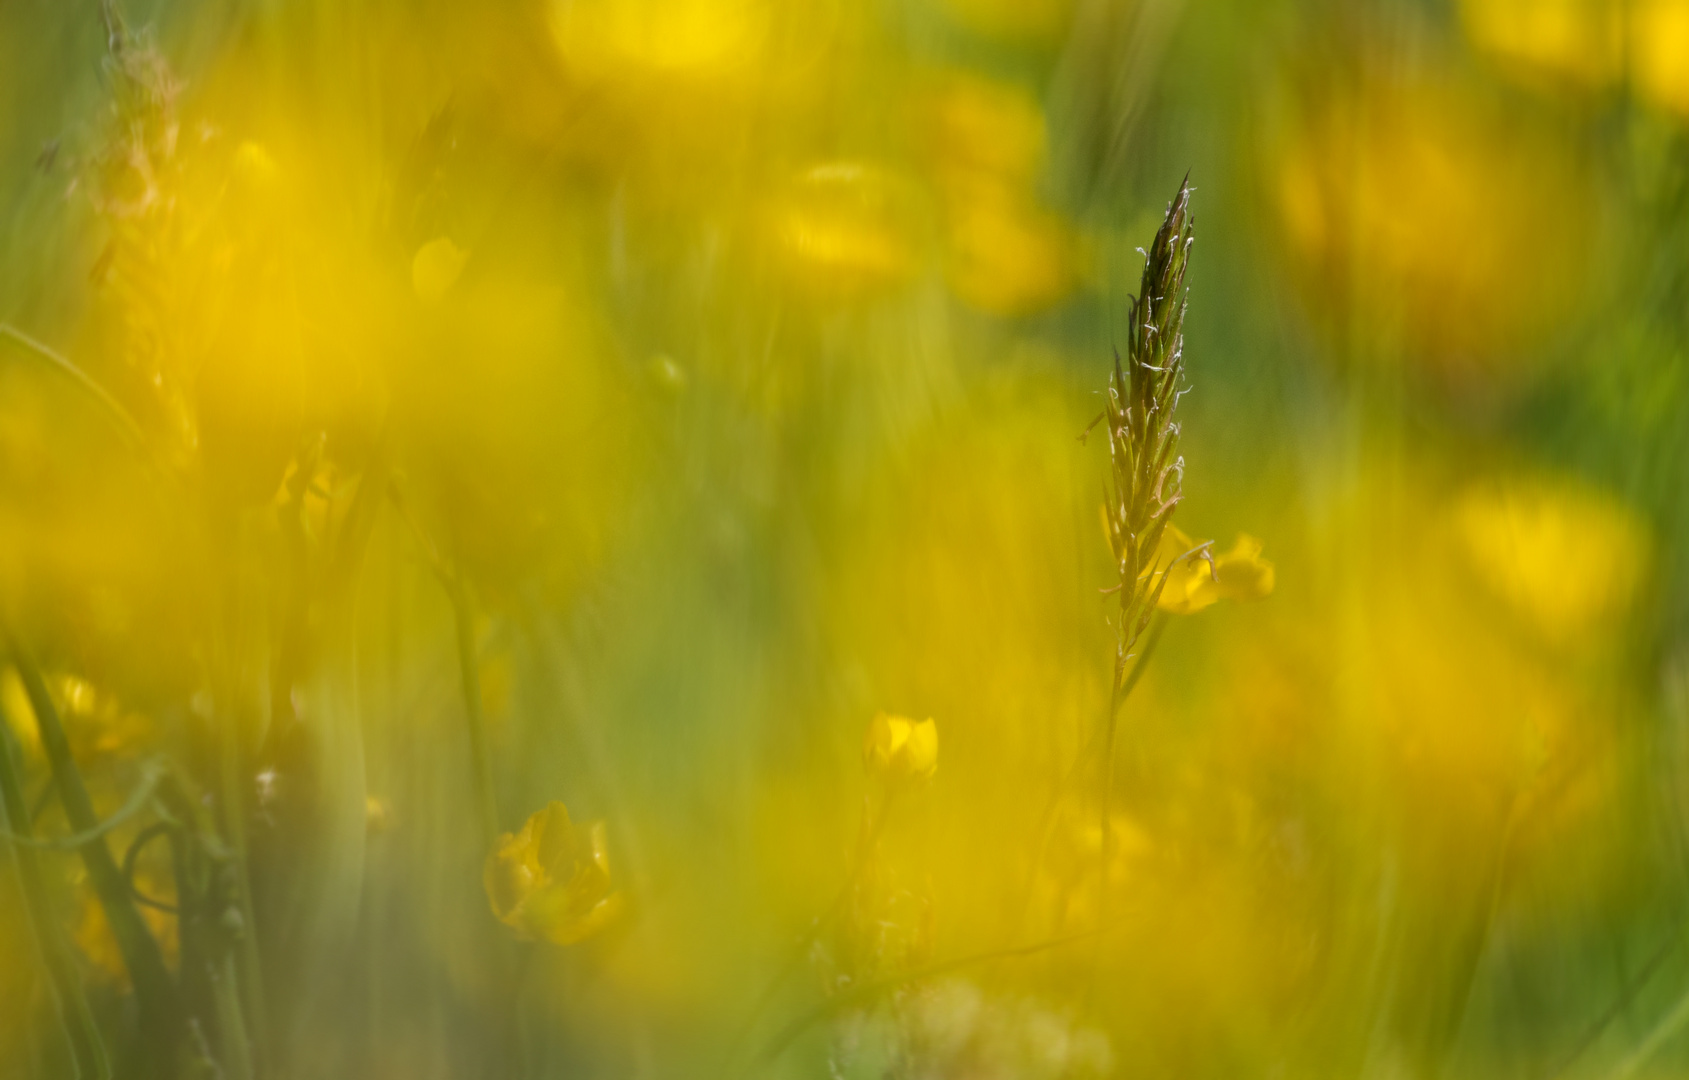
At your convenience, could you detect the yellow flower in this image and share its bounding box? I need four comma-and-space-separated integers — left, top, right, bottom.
1143, 525, 1276, 615
863, 713, 939, 780
412, 237, 468, 303
1459, 0, 1689, 116
484, 802, 625, 946
771, 163, 919, 296
1451, 476, 1648, 646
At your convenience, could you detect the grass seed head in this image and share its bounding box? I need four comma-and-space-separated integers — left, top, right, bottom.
1103, 177, 1195, 669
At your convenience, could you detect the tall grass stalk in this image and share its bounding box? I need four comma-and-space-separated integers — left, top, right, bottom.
1097, 178, 1194, 931
6, 636, 180, 1070
0, 707, 110, 1080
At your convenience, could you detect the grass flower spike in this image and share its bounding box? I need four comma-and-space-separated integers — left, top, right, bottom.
485, 802, 625, 946
1100, 178, 1195, 685
864, 713, 939, 780
1145, 525, 1276, 615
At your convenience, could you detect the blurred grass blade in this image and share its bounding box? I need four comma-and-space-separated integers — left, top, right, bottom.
0, 707, 110, 1080
5, 635, 180, 1067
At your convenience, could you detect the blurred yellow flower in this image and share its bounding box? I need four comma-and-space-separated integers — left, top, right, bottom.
1141, 525, 1275, 615
937, 0, 1074, 43
412, 237, 468, 303
484, 802, 625, 946
922, 73, 1048, 189
1634, 2, 1689, 115
1460, 0, 1689, 116
864, 713, 939, 780
772, 163, 919, 295
549, 0, 771, 86
1275, 75, 1593, 378
0, 667, 39, 759
919, 73, 1081, 316
1459, 0, 1624, 89
1452, 476, 1649, 645
943, 184, 1080, 317
74, 867, 178, 987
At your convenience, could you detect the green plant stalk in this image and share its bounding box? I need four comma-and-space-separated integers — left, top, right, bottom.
389, 481, 500, 847
748, 923, 1110, 1075
158, 769, 256, 1080
216, 718, 268, 1078
1098, 612, 1166, 931
452, 579, 502, 849
209, 951, 254, 1080
8, 639, 180, 1066
719, 786, 901, 1077
210, 551, 270, 1077
0, 713, 110, 1080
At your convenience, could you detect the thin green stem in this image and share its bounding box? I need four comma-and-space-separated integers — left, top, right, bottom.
719, 786, 900, 1078
0, 708, 110, 1080
7, 636, 180, 1069
747, 924, 1106, 1075
451, 580, 501, 848
386, 481, 499, 845
0, 326, 147, 454
1100, 613, 1165, 923
1016, 613, 1168, 936
208, 573, 269, 1077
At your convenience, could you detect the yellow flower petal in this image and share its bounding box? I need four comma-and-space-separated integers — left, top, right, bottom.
484, 801, 624, 945
412, 236, 467, 303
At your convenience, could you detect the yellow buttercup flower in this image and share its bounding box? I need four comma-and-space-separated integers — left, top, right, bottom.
1459, 0, 1689, 116
1142, 525, 1276, 615
1452, 476, 1648, 645
412, 237, 468, 303
864, 713, 939, 780
484, 802, 625, 946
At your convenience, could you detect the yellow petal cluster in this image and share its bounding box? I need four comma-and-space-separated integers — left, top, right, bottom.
863, 713, 939, 780
1452, 476, 1649, 646
484, 802, 625, 946
1460, 0, 1689, 115
1144, 525, 1276, 616
412, 237, 468, 304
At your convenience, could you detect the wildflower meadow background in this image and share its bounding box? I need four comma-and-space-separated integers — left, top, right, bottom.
1, 1, 1688, 1078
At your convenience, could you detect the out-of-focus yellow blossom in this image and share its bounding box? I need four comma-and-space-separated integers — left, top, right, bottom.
771, 163, 920, 295
365, 795, 394, 835
1459, 0, 1625, 89
484, 801, 625, 945
74, 868, 179, 987
943, 184, 1080, 317
0, 667, 39, 758
920, 73, 1082, 316
1140, 524, 1275, 615
864, 713, 939, 780
1633, 2, 1689, 115
412, 237, 468, 303
1041, 808, 1154, 929
938, 0, 1075, 44
548, 0, 772, 87
922, 74, 1049, 188
1460, 0, 1689, 116
1275, 76, 1593, 378
1452, 476, 1649, 645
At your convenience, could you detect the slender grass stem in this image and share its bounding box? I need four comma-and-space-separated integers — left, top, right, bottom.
1, 763, 163, 850
207, 556, 269, 1077
6, 635, 179, 1069
0, 326, 147, 454
451, 579, 501, 848
1099, 612, 1166, 932
747, 924, 1107, 1075
1017, 613, 1167, 935
390, 480, 500, 846
0, 708, 110, 1080
718, 787, 900, 1078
